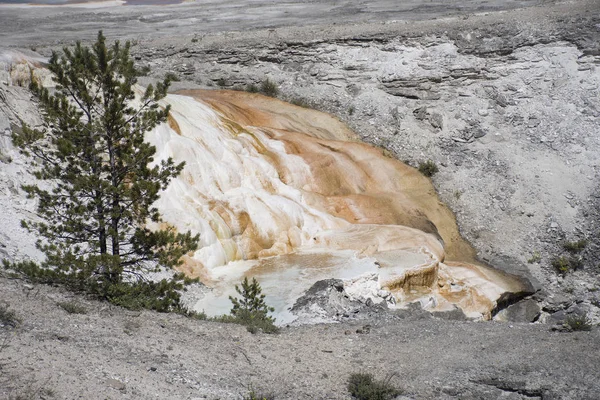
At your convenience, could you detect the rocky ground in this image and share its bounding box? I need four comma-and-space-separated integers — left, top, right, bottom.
1, 0, 600, 398
2, 275, 600, 400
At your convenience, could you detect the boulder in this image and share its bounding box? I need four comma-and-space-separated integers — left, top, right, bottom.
290, 278, 388, 324
494, 299, 541, 323
543, 294, 572, 313
290, 279, 362, 322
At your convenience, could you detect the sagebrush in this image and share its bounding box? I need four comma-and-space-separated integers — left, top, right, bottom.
57, 301, 87, 315
418, 160, 438, 177
347, 372, 401, 400
0, 303, 20, 328
565, 314, 593, 332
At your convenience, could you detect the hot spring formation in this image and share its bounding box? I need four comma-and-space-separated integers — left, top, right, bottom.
146, 89, 529, 321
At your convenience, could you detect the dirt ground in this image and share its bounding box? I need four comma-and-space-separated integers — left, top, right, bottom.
2, 276, 599, 400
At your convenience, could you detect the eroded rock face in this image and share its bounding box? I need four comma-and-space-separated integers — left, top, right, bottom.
147, 89, 532, 320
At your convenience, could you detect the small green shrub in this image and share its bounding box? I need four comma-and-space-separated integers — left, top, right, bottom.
290, 97, 310, 108
563, 239, 587, 254
57, 301, 87, 315
551, 256, 582, 275
165, 72, 180, 82
243, 384, 275, 400
347, 372, 401, 400
0, 303, 20, 328
123, 319, 142, 335
236, 309, 279, 334
348, 106, 355, 115
137, 65, 152, 77
245, 83, 259, 93
259, 79, 279, 97
210, 314, 279, 334
186, 310, 207, 320
565, 314, 593, 331
527, 251, 541, 264
0, 150, 13, 164
564, 286, 575, 294
418, 160, 439, 177
191, 38, 198, 43
217, 77, 228, 87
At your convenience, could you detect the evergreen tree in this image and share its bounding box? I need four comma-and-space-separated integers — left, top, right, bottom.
229, 277, 275, 322
11, 31, 199, 310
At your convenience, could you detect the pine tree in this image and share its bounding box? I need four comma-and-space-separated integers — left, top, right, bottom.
11, 31, 199, 310
229, 277, 275, 322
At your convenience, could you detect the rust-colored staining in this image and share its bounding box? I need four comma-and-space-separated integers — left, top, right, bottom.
167, 113, 182, 135
177, 255, 212, 283
220, 118, 247, 137
384, 262, 440, 292
176, 89, 358, 141
164, 89, 530, 318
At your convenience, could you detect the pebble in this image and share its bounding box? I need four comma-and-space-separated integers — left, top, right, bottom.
106, 378, 126, 391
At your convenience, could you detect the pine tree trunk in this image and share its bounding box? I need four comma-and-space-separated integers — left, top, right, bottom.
106, 131, 120, 258
97, 199, 107, 254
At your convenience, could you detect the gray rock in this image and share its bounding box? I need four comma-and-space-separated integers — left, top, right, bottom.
473, 127, 487, 138
413, 106, 428, 121
429, 112, 443, 130
290, 279, 361, 320
487, 255, 540, 292
391, 302, 432, 321
494, 299, 540, 322
566, 303, 590, 317
385, 87, 441, 100
345, 83, 361, 96
526, 116, 540, 128
547, 306, 587, 326
0, 108, 10, 132
495, 93, 510, 107
543, 294, 572, 312
412, 107, 443, 130
106, 378, 126, 391
432, 306, 468, 321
